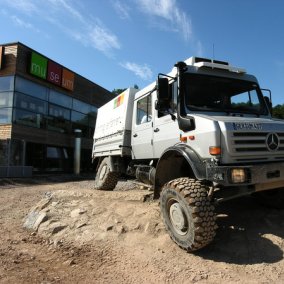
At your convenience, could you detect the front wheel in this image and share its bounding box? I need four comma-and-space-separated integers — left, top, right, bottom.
94, 157, 119, 190
160, 178, 217, 252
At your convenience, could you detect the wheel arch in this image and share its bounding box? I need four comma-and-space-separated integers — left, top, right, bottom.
154, 144, 206, 198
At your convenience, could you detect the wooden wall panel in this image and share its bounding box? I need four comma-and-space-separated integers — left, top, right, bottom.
0, 124, 12, 139
0, 44, 17, 76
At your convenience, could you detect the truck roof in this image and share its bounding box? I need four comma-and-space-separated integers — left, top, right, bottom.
134, 56, 251, 101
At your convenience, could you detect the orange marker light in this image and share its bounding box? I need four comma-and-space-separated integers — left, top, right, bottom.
209, 146, 221, 155
188, 136, 195, 141
180, 136, 187, 143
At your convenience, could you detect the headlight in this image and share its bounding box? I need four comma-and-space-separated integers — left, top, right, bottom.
231, 168, 246, 183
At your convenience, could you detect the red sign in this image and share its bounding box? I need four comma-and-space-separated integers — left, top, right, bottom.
0, 46, 4, 70
47, 61, 62, 86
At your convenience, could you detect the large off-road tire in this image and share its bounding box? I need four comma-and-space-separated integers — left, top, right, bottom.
253, 188, 284, 209
94, 157, 119, 190
160, 177, 217, 252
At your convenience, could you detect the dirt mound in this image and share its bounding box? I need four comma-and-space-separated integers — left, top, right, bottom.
23, 182, 166, 250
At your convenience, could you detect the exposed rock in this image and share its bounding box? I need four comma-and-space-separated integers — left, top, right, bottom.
31, 197, 52, 212
23, 211, 48, 231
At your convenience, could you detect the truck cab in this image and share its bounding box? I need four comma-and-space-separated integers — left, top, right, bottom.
92, 57, 284, 252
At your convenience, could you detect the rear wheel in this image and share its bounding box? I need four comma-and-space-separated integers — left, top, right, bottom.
94, 157, 119, 190
160, 178, 217, 252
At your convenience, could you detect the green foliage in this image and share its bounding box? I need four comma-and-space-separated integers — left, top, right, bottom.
112, 88, 126, 95
112, 84, 139, 95
272, 104, 284, 119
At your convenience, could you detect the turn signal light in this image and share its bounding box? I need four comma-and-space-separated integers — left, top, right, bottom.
209, 146, 221, 155
180, 136, 187, 143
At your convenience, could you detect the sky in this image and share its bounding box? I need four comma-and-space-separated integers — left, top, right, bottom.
0, 0, 284, 106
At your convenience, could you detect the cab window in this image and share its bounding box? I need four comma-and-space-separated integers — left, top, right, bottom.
136, 94, 152, 125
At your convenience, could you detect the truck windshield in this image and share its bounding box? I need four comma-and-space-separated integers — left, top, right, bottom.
183, 73, 268, 116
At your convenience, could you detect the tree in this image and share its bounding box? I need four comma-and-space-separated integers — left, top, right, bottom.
112, 84, 139, 95
112, 88, 126, 95
272, 104, 284, 119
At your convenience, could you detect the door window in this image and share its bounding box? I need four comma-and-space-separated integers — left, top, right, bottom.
136, 95, 152, 125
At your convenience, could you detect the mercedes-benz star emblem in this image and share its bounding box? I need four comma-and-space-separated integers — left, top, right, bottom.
266, 133, 280, 151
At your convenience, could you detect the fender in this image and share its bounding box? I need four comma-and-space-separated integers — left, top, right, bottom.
154, 144, 207, 198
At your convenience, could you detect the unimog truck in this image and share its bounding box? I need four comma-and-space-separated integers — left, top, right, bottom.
92, 57, 284, 251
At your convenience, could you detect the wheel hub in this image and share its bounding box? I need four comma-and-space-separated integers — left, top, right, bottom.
169, 202, 187, 235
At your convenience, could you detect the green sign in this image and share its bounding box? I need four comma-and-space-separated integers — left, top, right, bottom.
30, 52, 47, 79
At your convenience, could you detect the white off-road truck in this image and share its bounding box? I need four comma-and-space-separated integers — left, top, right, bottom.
92, 57, 284, 251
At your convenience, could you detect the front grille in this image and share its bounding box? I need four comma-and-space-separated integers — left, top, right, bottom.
231, 132, 284, 154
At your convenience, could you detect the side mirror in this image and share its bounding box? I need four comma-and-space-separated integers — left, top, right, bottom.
156, 77, 170, 110
264, 96, 272, 114
261, 89, 272, 114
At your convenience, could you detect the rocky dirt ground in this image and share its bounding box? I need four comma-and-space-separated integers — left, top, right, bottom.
0, 175, 284, 283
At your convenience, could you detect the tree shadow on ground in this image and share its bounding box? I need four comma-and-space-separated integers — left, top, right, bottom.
196, 196, 284, 264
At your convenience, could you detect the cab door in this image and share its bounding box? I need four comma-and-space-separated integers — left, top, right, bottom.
152, 82, 180, 158
131, 93, 154, 159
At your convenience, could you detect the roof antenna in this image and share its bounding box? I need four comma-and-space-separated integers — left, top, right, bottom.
212, 43, 215, 62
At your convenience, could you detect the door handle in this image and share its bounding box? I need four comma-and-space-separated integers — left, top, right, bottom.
154, 128, 160, 132
133, 133, 138, 137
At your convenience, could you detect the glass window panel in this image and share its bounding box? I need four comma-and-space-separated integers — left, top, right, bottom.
0, 108, 12, 124
71, 111, 89, 137
0, 76, 14, 92
49, 90, 72, 109
49, 104, 70, 120
14, 92, 47, 114
15, 76, 48, 100
88, 114, 96, 128
46, 115, 71, 133
136, 95, 152, 125
13, 109, 43, 128
0, 92, 13, 107
71, 111, 88, 125
73, 99, 91, 114
90, 105, 97, 113
47, 146, 60, 158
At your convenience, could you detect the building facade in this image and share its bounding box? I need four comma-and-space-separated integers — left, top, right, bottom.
0, 42, 113, 176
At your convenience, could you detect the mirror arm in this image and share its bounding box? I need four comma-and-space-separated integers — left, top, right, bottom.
158, 73, 176, 81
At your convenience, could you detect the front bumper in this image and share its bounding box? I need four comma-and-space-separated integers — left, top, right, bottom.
206, 161, 284, 191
